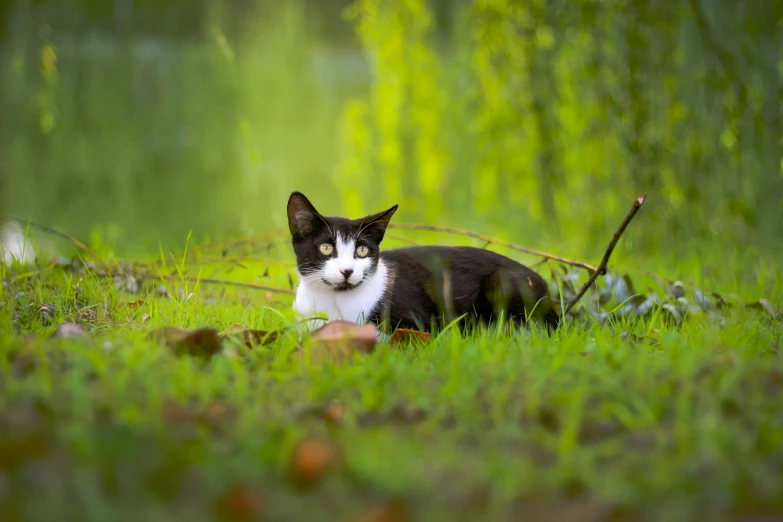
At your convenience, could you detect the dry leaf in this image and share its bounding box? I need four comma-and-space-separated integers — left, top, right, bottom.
0, 433, 48, 470
389, 328, 432, 346
219, 323, 281, 348
213, 484, 263, 522
289, 437, 337, 489
294, 321, 379, 365
390, 404, 428, 425
162, 399, 233, 427
311, 320, 378, 352
38, 304, 55, 326
746, 299, 781, 320
49, 322, 86, 339
321, 400, 345, 425
152, 326, 223, 358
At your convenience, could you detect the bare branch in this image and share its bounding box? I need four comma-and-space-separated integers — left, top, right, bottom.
563, 194, 648, 316
100, 272, 296, 295
389, 223, 598, 272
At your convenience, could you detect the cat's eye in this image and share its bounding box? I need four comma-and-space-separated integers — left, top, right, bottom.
319, 243, 334, 256
355, 245, 370, 258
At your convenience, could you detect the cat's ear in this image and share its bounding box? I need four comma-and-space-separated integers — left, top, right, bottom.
360, 204, 398, 244
287, 192, 323, 239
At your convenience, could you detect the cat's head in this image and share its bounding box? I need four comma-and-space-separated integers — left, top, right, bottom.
287, 192, 398, 291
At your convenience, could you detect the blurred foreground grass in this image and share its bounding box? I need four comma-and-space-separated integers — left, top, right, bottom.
1, 226, 782, 522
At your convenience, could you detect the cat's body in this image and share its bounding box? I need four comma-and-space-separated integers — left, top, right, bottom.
287, 192, 559, 333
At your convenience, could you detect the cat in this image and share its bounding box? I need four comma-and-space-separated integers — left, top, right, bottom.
287, 191, 559, 334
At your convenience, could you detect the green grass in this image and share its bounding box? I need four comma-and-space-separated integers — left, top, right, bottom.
1, 234, 782, 522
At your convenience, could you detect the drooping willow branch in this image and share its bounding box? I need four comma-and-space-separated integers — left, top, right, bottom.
563, 194, 648, 316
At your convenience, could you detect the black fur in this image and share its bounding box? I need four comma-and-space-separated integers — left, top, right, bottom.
287, 192, 560, 333
372, 246, 559, 333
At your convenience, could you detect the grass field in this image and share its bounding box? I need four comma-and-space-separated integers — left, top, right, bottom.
1, 226, 782, 522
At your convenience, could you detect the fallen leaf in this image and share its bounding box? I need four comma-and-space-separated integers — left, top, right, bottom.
389, 328, 432, 346
0, 433, 48, 470
152, 326, 223, 357
295, 321, 379, 365
390, 404, 428, 425
219, 323, 281, 348
38, 303, 55, 326
746, 299, 781, 320
213, 484, 262, 522
289, 437, 338, 489
162, 399, 233, 428
311, 320, 378, 353
348, 500, 411, 522
49, 322, 86, 339
320, 400, 345, 425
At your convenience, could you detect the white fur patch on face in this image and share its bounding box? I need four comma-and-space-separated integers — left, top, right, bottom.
321, 234, 371, 286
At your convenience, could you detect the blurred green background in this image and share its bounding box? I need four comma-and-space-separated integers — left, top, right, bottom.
1, 0, 781, 267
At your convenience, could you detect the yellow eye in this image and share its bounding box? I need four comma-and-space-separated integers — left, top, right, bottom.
355, 245, 369, 258
319, 243, 334, 256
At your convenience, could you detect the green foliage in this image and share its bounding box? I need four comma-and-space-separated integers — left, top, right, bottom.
2, 0, 780, 268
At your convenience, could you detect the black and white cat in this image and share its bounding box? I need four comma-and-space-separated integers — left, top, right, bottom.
287, 192, 559, 333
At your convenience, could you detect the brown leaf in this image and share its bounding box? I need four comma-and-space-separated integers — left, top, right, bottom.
0, 433, 48, 470
38, 304, 55, 326
289, 437, 338, 489
295, 321, 378, 365
213, 484, 263, 522
49, 322, 86, 339
389, 328, 432, 346
320, 400, 345, 425
311, 320, 378, 353
390, 404, 428, 425
746, 299, 781, 320
122, 300, 146, 309
152, 327, 223, 357
348, 500, 411, 522
162, 399, 233, 427
219, 323, 281, 348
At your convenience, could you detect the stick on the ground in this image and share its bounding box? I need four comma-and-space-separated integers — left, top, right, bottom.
563, 194, 647, 316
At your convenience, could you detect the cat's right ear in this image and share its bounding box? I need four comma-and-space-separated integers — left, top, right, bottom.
287, 192, 322, 239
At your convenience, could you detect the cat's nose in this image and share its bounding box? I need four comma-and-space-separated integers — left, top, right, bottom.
340, 269, 354, 280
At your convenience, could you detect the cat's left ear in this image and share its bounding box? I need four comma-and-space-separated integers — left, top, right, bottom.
360, 204, 398, 244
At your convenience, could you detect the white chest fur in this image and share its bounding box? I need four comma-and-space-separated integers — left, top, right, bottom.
293, 259, 389, 328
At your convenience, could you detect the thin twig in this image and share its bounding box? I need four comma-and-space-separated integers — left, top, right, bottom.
389, 223, 598, 272
192, 256, 294, 266
100, 272, 295, 295
385, 234, 420, 246
563, 194, 647, 316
